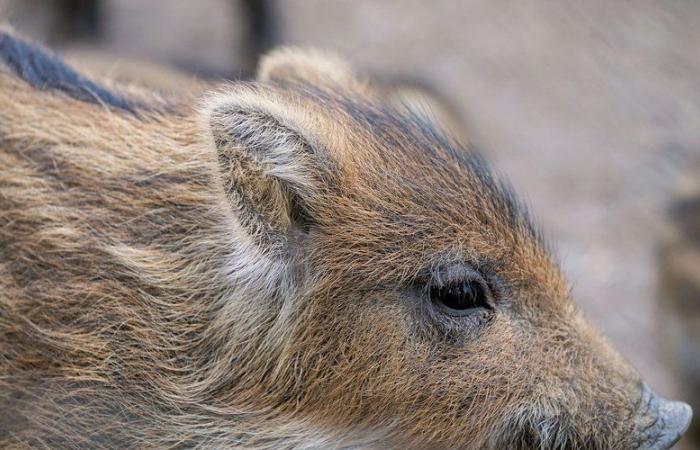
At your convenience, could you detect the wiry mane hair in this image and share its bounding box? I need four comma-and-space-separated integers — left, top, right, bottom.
0, 30, 138, 113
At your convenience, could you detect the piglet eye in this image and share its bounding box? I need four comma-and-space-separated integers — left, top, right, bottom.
429, 277, 492, 316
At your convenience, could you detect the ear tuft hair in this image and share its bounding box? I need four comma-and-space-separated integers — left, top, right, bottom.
204, 87, 327, 247
257, 46, 361, 89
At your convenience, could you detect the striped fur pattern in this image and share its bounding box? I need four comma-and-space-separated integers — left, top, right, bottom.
0, 31, 666, 449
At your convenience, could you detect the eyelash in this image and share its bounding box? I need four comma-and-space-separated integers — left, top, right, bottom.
409, 265, 500, 333
430, 277, 492, 314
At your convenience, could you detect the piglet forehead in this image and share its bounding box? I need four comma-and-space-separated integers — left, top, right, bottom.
284, 86, 556, 291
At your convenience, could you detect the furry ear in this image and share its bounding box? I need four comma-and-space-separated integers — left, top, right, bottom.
257, 46, 362, 89
206, 87, 328, 249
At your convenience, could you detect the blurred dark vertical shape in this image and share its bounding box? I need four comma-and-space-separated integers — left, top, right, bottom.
52, 0, 101, 43
238, 0, 277, 75
659, 183, 700, 448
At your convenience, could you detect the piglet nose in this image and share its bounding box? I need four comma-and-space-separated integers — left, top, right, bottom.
641, 384, 692, 450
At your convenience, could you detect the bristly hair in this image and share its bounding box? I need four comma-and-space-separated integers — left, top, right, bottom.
0, 31, 138, 114
286, 81, 546, 249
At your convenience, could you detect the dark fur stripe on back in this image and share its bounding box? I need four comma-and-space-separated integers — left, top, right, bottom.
0, 31, 137, 113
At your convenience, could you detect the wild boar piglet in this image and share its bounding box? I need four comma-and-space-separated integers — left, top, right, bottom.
0, 32, 692, 449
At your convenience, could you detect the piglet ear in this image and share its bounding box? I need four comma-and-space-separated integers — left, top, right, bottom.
257, 46, 364, 90
205, 87, 327, 248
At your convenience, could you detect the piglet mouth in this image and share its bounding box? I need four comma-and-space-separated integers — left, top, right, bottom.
637, 383, 692, 450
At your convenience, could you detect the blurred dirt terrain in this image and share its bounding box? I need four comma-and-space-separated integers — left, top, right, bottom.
1, 0, 699, 446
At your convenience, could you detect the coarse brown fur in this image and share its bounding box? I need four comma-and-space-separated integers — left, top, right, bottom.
0, 31, 678, 449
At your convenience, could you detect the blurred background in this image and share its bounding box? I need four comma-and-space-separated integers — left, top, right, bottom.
1, 0, 699, 447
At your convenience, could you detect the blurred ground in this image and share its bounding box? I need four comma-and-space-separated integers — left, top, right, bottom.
2, 0, 700, 440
